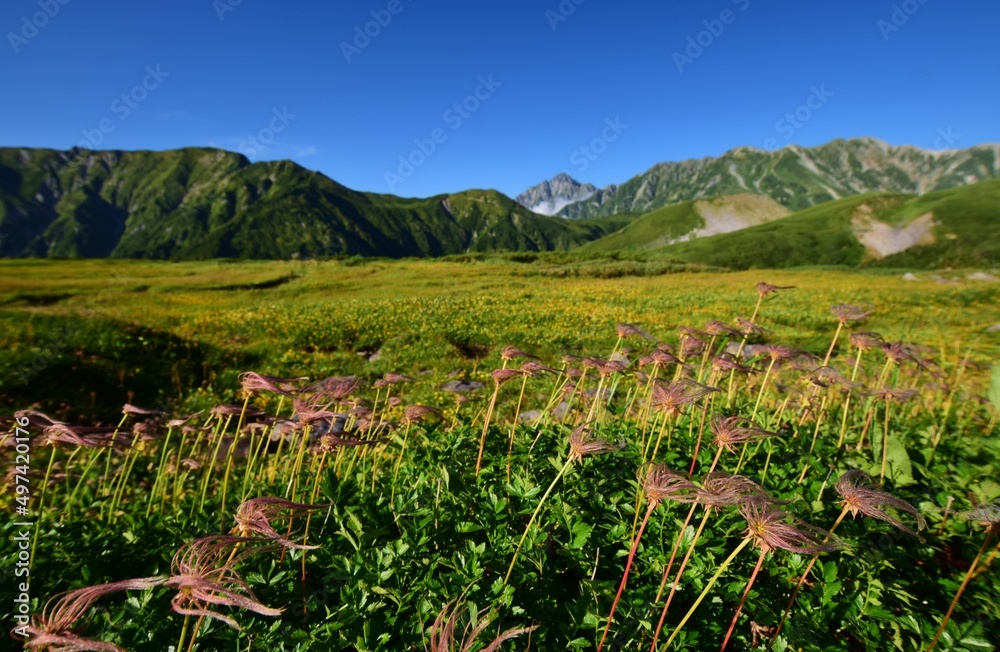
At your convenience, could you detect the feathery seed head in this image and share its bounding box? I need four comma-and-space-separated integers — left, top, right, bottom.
650, 379, 719, 417
15, 578, 165, 651
700, 472, 774, 508
641, 464, 701, 505
830, 303, 874, 324
704, 320, 742, 338
740, 502, 840, 554
403, 404, 443, 424
491, 368, 524, 386
521, 360, 557, 377
567, 425, 622, 461
233, 497, 328, 549
239, 372, 306, 397
735, 316, 769, 336
710, 415, 777, 453
834, 470, 926, 538
424, 599, 537, 652
121, 403, 167, 418
849, 331, 884, 351
166, 536, 283, 631
711, 353, 755, 375
755, 282, 795, 298
616, 322, 655, 340
500, 345, 534, 362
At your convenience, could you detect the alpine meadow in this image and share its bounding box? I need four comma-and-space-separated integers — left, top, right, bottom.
2, 2, 1000, 652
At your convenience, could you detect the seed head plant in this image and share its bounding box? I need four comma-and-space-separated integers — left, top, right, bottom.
424, 598, 537, 652
13, 578, 164, 652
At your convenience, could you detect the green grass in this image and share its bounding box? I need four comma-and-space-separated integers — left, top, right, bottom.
582, 194, 791, 253
652, 180, 1000, 270
2, 258, 998, 421
1, 259, 999, 650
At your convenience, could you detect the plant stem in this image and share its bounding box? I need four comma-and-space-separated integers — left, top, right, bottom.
837, 348, 865, 448
390, 421, 414, 501
186, 614, 205, 652
823, 321, 844, 367
926, 526, 996, 652
503, 457, 573, 585
597, 501, 656, 652
719, 547, 767, 651
507, 375, 529, 482
477, 382, 501, 477
880, 396, 891, 482
658, 538, 752, 651
750, 358, 777, 424
650, 507, 713, 647
772, 506, 848, 643
176, 614, 191, 652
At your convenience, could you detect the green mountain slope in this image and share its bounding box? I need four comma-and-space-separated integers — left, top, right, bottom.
581, 194, 791, 252
0, 147, 624, 259
651, 179, 1000, 269
557, 138, 1000, 218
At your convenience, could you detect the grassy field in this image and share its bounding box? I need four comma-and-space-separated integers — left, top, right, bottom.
2, 257, 998, 420
1, 258, 1000, 651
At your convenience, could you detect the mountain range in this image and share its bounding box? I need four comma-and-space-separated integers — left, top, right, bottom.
524, 138, 998, 218
0, 147, 624, 259
0, 138, 997, 268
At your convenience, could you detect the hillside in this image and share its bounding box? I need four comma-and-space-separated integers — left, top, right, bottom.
556, 138, 1000, 218
581, 194, 791, 252
651, 179, 1000, 269
0, 147, 624, 259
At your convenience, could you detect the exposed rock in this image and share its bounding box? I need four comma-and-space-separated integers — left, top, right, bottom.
519, 410, 543, 423
902, 272, 919, 281
438, 380, 486, 394
724, 342, 767, 359
852, 205, 936, 258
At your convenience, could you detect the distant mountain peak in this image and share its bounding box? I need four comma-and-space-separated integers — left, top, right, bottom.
515, 173, 598, 217
556, 137, 1000, 218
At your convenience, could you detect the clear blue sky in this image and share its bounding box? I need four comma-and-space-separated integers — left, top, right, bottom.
1, 0, 998, 198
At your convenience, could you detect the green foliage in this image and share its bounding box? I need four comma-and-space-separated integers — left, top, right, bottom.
0, 148, 626, 260
989, 365, 1000, 413
558, 137, 999, 219
2, 261, 1000, 650
648, 180, 1000, 270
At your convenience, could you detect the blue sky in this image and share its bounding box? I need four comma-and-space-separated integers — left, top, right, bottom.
1, 0, 998, 198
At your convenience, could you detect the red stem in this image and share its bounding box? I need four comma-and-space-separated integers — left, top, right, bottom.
597, 502, 656, 652
719, 548, 767, 651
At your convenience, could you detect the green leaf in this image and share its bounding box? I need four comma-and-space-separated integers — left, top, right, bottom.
885, 433, 916, 486
959, 636, 995, 651
989, 365, 1000, 412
